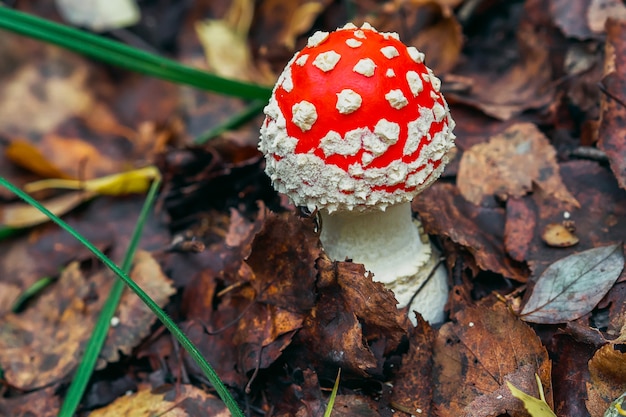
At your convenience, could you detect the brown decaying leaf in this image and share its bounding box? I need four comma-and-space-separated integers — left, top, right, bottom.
449, 18, 553, 120
0, 222, 114, 317
0, 252, 174, 390
433, 300, 552, 417
458, 123, 579, 208
97, 251, 176, 368
182, 212, 320, 387
297, 255, 407, 378
586, 334, 626, 417
550, 331, 599, 417
391, 317, 435, 417
598, 18, 626, 190
503, 160, 626, 284
0, 387, 60, 417
89, 384, 229, 417
413, 183, 528, 282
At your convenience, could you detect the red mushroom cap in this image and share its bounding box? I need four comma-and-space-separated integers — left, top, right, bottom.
259, 23, 455, 212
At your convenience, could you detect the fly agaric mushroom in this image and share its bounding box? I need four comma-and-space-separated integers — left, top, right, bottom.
259, 23, 455, 324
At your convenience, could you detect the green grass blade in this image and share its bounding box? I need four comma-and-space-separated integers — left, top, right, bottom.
194, 99, 266, 144
0, 7, 272, 101
11, 276, 55, 312
0, 176, 244, 417
324, 368, 341, 417
59, 178, 160, 417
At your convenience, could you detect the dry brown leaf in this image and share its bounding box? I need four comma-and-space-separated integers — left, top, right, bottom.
586, 339, 626, 417
503, 160, 626, 285
433, 300, 552, 417
391, 317, 435, 416
0, 252, 174, 390
410, 3, 463, 74
89, 384, 230, 417
458, 123, 579, 207
97, 250, 176, 368
0, 387, 60, 417
449, 20, 553, 120
414, 183, 528, 282
598, 19, 626, 190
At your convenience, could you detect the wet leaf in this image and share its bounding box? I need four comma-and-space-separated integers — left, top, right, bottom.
520, 244, 624, 324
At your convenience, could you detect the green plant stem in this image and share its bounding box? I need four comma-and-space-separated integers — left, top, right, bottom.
0, 7, 272, 101
0, 176, 244, 417
59, 178, 160, 417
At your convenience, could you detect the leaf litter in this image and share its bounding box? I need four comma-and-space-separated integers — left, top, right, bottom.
1, 1, 626, 416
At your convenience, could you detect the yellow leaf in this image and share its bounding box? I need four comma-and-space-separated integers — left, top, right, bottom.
24, 166, 160, 196
0, 191, 96, 229
507, 375, 557, 417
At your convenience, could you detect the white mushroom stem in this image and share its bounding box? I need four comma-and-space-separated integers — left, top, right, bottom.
319, 202, 448, 324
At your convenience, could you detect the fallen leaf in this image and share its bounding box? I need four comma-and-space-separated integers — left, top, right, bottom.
410, 3, 463, 74
97, 251, 176, 368
503, 160, 626, 286
88, 384, 230, 417
457, 123, 579, 208
0, 60, 93, 136
433, 300, 553, 417
0, 386, 60, 417
196, 0, 273, 84
0, 190, 97, 229
520, 244, 624, 324
603, 392, 626, 417
598, 19, 626, 190
447, 18, 554, 120
391, 317, 435, 416
56, 0, 140, 32
24, 165, 160, 195
4, 139, 75, 180
586, 340, 626, 417
541, 223, 579, 247
507, 376, 557, 417
0, 252, 174, 390
414, 183, 528, 282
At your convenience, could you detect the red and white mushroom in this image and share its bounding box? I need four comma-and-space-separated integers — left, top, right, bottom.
259, 23, 456, 324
